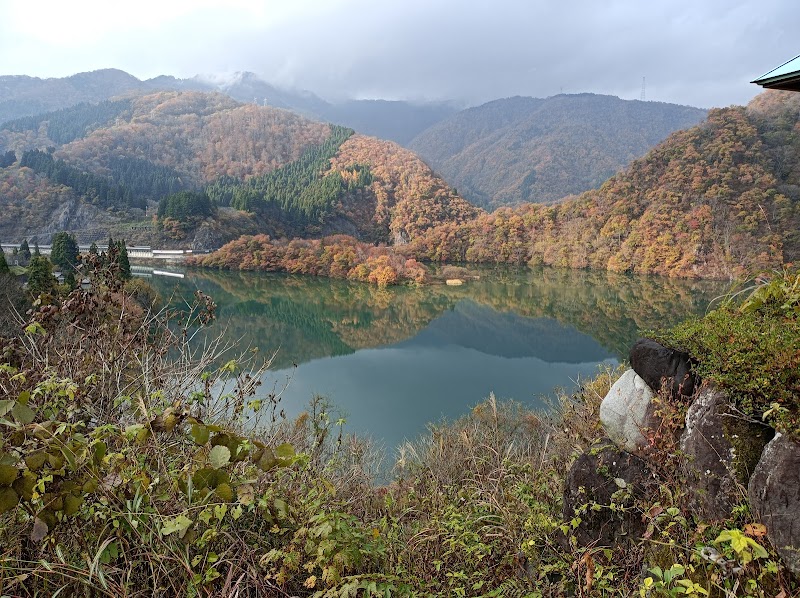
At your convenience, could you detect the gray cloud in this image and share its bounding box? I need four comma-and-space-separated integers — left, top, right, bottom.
0, 0, 796, 108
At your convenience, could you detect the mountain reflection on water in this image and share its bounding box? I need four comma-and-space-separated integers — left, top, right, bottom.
149, 266, 724, 454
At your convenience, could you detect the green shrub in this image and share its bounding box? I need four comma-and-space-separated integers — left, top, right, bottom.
653, 269, 800, 434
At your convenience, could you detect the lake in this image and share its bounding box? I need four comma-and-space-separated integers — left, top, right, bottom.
149, 266, 725, 457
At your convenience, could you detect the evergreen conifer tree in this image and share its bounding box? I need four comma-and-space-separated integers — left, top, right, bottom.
51, 232, 79, 272
0, 247, 9, 275
19, 240, 31, 262
118, 239, 131, 280
27, 255, 54, 297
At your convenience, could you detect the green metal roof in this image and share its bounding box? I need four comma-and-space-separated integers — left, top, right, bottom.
752, 54, 800, 91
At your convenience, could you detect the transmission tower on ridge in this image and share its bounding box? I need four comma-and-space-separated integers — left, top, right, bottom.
641, 77, 646, 101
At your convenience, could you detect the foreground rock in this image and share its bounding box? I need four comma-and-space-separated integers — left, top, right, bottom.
563, 440, 655, 547
749, 434, 800, 575
630, 338, 698, 398
681, 387, 773, 520
599, 369, 659, 453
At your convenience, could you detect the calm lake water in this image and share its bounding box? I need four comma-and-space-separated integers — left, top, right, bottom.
149, 266, 725, 456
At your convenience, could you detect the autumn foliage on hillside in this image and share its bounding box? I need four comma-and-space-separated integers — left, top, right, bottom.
408, 91, 800, 279
2, 88, 798, 281
328, 135, 480, 243
408, 94, 707, 208
191, 233, 427, 286
1, 92, 331, 187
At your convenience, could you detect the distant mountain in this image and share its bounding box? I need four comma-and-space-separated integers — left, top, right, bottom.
207, 71, 330, 117
0, 69, 146, 124
0, 68, 458, 145
407, 90, 800, 279
318, 100, 459, 146
408, 94, 707, 208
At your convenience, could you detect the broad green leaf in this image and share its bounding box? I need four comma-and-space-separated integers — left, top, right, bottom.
64, 493, 83, 516
0, 464, 19, 486
25, 452, 47, 471
751, 540, 769, 560
220, 360, 238, 374
25, 322, 46, 336
191, 424, 210, 445
275, 443, 295, 459
198, 507, 213, 525
192, 468, 229, 490
213, 504, 228, 521
0, 487, 19, 513
11, 402, 35, 425
253, 447, 277, 471
208, 445, 230, 469
215, 483, 234, 502
0, 400, 15, 418
161, 514, 193, 537
92, 442, 107, 465
274, 498, 288, 519
124, 424, 150, 442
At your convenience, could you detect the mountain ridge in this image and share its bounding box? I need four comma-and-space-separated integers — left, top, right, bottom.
0, 68, 459, 145
408, 93, 708, 208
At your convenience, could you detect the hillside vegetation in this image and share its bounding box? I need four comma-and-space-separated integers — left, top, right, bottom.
406, 90, 800, 278
0, 69, 147, 124
408, 93, 707, 208
0, 68, 458, 145
0, 91, 473, 249
0, 91, 332, 187
1, 89, 798, 281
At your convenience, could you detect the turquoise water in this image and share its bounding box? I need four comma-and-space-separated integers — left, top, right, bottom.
149, 266, 724, 455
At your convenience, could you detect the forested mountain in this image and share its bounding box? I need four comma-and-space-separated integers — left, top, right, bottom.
0, 69, 146, 124
0, 90, 474, 247
405, 90, 800, 279
0, 91, 332, 186
0, 69, 457, 145
2, 84, 797, 281
408, 94, 707, 208
318, 100, 459, 145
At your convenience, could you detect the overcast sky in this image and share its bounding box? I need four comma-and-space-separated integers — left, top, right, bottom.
0, 0, 796, 108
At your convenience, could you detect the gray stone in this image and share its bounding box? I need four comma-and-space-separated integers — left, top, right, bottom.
562, 440, 656, 547
681, 387, 773, 520
630, 338, 698, 398
749, 434, 800, 576
191, 222, 224, 252
600, 369, 659, 453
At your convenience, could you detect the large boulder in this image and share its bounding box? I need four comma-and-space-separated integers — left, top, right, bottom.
749, 434, 800, 575
681, 387, 773, 520
563, 440, 656, 547
600, 369, 659, 452
630, 338, 698, 398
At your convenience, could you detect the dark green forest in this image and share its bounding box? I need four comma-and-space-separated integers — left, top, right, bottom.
205, 125, 372, 226
19, 149, 144, 210
1, 99, 132, 145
